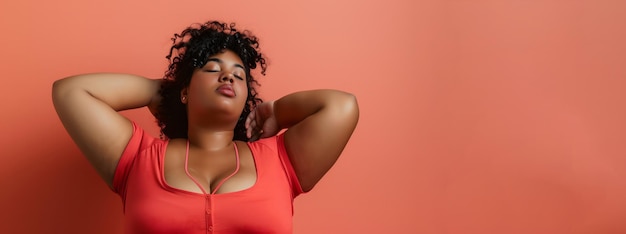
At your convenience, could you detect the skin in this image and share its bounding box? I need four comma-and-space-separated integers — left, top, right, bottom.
52, 49, 359, 194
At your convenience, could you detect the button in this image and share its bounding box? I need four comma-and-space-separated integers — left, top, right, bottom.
206, 209, 211, 214
208, 226, 213, 232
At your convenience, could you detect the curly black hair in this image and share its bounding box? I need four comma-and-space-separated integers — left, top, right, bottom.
156, 21, 267, 141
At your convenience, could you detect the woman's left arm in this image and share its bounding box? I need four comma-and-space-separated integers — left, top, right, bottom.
246, 89, 359, 192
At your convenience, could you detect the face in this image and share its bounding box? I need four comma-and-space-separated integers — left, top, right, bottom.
182, 50, 249, 120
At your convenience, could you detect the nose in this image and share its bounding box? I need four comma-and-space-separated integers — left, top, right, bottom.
219, 74, 234, 83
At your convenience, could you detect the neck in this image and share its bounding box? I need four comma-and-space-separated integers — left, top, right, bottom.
185, 107, 243, 150
186, 122, 236, 151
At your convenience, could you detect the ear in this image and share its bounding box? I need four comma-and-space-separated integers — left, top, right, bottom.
180, 87, 189, 104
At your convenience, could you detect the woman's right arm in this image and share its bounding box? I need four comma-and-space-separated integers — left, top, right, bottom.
52, 73, 161, 188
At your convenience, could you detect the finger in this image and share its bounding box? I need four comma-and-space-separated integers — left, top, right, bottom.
247, 123, 253, 138
247, 119, 259, 138
245, 109, 255, 129
246, 111, 256, 138
252, 126, 263, 140
248, 126, 261, 141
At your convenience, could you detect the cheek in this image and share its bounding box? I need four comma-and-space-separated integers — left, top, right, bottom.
189, 75, 216, 95
239, 88, 249, 104
238, 82, 249, 96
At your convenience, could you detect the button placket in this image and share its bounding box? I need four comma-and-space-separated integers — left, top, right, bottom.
205, 195, 213, 232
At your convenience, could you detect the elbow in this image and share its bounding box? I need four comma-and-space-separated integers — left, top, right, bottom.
332, 91, 359, 121
345, 92, 358, 108
341, 91, 358, 110
52, 77, 74, 95
52, 79, 70, 108
52, 78, 73, 99
51, 79, 66, 100
327, 90, 358, 106
346, 94, 359, 121
52, 79, 62, 92
52, 77, 83, 104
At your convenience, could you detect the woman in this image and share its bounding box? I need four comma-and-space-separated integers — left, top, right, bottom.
52, 21, 359, 233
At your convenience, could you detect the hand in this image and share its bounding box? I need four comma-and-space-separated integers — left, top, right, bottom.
245, 101, 280, 141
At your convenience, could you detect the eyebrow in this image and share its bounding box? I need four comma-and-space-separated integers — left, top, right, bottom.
206, 58, 245, 70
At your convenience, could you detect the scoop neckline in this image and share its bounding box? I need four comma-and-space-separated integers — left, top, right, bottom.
159, 140, 260, 197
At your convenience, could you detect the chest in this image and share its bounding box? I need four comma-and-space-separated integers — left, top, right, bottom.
163, 141, 257, 195
120, 141, 296, 233
124, 192, 293, 233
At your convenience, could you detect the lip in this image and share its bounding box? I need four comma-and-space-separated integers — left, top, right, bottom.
216, 84, 236, 97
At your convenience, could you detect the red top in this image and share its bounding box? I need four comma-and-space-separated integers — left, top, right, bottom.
112, 121, 304, 233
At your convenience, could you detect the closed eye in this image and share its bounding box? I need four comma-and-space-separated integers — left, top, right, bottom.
204, 70, 244, 80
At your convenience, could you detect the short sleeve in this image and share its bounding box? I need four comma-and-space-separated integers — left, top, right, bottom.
276, 133, 305, 198
111, 121, 157, 198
